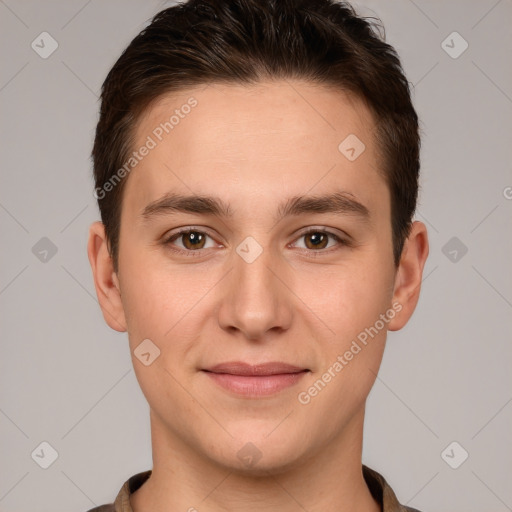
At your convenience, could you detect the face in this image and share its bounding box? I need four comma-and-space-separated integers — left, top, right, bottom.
89, 80, 428, 474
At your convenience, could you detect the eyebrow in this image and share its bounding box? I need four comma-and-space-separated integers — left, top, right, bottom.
141, 190, 370, 225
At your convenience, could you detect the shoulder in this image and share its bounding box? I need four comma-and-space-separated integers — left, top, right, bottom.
84, 470, 152, 512
363, 465, 425, 512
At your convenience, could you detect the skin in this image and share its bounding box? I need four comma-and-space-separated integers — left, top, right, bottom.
88, 80, 429, 512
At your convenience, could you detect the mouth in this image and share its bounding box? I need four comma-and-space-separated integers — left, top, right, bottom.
201, 362, 310, 397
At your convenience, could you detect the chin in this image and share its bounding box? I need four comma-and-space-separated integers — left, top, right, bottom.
206, 426, 311, 476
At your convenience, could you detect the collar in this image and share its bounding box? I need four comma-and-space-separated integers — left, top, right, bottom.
108, 465, 420, 512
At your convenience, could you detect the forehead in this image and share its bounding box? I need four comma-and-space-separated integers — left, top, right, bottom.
136, 80, 376, 154
124, 79, 386, 220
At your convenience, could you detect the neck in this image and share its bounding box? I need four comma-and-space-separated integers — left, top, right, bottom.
131, 407, 380, 512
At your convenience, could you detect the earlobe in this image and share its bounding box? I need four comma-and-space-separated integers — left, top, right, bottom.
387, 221, 429, 331
87, 221, 127, 332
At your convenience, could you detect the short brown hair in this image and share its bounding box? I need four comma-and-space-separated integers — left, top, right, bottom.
92, 0, 420, 273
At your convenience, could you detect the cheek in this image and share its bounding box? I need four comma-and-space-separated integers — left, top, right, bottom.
294, 267, 394, 426
117, 244, 169, 342
118, 246, 215, 348
303, 260, 394, 342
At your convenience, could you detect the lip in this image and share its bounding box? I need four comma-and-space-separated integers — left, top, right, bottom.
202, 361, 309, 397
205, 361, 307, 376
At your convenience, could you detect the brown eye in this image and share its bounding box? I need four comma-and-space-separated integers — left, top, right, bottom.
293, 229, 344, 252
304, 232, 329, 250
180, 231, 206, 250
165, 229, 216, 253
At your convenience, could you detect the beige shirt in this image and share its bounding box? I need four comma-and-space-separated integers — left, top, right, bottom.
87, 465, 422, 512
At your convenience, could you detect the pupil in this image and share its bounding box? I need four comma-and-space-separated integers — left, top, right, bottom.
311, 233, 323, 246
189, 232, 202, 245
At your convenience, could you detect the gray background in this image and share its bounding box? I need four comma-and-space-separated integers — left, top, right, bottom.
1, 0, 511, 510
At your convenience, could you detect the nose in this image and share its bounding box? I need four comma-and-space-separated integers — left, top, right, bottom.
217, 241, 293, 341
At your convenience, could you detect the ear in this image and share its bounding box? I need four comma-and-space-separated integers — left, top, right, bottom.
388, 221, 429, 331
87, 221, 127, 332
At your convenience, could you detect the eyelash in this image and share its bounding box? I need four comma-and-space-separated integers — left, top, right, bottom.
162, 227, 349, 257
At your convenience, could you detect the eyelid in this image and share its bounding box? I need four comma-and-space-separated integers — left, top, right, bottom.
289, 227, 350, 253
294, 225, 349, 240
163, 225, 221, 247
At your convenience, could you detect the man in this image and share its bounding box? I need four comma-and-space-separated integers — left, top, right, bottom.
87, 0, 429, 510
